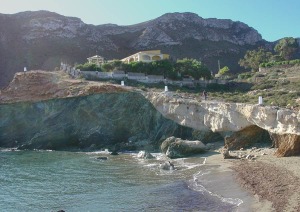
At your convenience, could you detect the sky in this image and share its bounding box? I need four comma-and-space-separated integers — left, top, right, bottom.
1, 0, 299, 42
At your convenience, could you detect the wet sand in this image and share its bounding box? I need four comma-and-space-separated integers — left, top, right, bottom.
205, 147, 300, 212
201, 152, 273, 212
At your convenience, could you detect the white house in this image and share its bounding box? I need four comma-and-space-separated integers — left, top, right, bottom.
121, 50, 169, 63
87, 55, 106, 66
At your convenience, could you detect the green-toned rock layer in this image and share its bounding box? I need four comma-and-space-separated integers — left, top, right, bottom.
0, 92, 192, 150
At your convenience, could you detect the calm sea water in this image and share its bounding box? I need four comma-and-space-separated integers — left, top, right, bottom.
0, 149, 247, 212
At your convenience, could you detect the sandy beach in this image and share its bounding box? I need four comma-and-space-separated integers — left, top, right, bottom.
204, 147, 300, 212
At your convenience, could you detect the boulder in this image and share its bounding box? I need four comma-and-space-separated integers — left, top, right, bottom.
137, 151, 155, 159
221, 148, 231, 159
161, 137, 206, 158
221, 148, 238, 159
159, 161, 175, 170
160, 136, 177, 153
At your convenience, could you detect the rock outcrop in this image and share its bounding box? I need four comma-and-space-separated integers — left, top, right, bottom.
146, 92, 300, 156
270, 133, 300, 157
0, 91, 192, 150
225, 125, 272, 150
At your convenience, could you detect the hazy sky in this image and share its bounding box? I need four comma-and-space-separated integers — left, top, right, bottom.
1, 0, 299, 42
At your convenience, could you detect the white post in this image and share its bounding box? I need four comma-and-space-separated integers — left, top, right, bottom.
164, 86, 168, 92
258, 96, 263, 105
121, 81, 124, 86
24, 67, 27, 72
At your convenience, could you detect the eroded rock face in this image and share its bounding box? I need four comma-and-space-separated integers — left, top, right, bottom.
145, 92, 300, 135
161, 137, 206, 158
270, 134, 300, 157
146, 92, 300, 156
225, 125, 271, 150
192, 130, 223, 144
0, 92, 192, 150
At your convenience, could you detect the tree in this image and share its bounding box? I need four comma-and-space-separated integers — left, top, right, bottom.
174, 58, 212, 80
239, 48, 272, 71
101, 63, 114, 72
150, 60, 173, 77
274, 37, 299, 60
218, 66, 230, 76
75, 63, 100, 71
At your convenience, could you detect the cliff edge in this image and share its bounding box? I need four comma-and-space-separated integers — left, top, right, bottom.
145, 92, 300, 156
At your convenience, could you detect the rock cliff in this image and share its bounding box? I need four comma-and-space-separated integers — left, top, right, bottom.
0, 92, 192, 150
1, 71, 299, 156
0, 71, 193, 150
145, 92, 300, 156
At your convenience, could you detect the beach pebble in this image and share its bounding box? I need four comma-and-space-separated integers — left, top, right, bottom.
246, 154, 254, 160
261, 152, 267, 155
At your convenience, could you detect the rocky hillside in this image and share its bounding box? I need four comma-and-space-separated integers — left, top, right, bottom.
0, 10, 266, 88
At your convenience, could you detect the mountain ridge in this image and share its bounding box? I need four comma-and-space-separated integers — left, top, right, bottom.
0, 10, 267, 88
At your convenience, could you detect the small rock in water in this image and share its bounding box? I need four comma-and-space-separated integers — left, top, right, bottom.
110, 151, 119, 155
96, 157, 108, 160
159, 161, 175, 170
137, 151, 154, 159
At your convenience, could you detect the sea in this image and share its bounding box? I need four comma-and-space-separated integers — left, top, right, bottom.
0, 149, 254, 212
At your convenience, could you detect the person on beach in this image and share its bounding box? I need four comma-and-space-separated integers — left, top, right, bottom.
202, 90, 208, 100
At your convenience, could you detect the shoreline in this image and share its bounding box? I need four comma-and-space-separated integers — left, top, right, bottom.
204, 147, 300, 212
2, 147, 299, 211
201, 151, 273, 212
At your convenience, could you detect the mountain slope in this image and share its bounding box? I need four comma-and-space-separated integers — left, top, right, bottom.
0, 11, 266, 88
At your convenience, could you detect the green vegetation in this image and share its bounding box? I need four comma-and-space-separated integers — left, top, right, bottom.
76, 58, 212, 80
239, 37, 299, 72
174, 58, 212, 80
218, 66, 230, 76
81, 63, 299, 109
260, 59, 300, 68
75, 63, 102, 72
238, 48, 273, 71
274, 37, 299, 60
73, 38, 300, 110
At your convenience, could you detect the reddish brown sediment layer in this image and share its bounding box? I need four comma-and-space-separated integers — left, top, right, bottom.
0, 70, 129, 104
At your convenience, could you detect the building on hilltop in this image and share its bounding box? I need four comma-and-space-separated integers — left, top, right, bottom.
87, 55, 106, 66
121, 50, 169, 63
